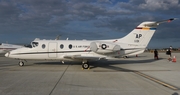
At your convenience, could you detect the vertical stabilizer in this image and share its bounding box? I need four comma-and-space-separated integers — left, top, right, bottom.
119, 18, 176, 48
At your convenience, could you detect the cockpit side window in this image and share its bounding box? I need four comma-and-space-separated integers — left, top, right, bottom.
31, 42, 39, 48
0, 43, 2, 45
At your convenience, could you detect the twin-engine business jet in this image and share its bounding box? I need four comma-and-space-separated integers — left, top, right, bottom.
0, 43, 23, 54
5, 18, 176, 69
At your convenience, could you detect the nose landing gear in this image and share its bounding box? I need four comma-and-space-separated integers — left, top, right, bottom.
19, 61, 24, 66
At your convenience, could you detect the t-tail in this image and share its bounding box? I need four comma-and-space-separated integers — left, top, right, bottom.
120, 18, 176, 46
118, 18, 176, 55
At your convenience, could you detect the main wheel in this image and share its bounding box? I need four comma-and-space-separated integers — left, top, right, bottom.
19, 61, 24, 67
82, 63, 89, 69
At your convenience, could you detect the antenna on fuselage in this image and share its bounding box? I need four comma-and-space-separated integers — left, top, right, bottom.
55, 35, 61, 40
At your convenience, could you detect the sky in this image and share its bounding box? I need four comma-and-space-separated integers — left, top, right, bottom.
0, 0, 180, 48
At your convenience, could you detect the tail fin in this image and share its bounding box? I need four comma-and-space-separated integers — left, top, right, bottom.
119, 18, 176, 47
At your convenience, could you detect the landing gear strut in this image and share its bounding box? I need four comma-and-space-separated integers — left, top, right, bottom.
19, 61, 24, 67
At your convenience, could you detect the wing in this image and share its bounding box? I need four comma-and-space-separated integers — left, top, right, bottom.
63, 55, 106, 60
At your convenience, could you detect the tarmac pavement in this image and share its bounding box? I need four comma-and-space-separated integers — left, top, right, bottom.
0, 52, 180, 95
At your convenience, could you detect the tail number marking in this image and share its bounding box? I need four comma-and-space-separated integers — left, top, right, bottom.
136, 34, 142, 38
134, 34, 142, 43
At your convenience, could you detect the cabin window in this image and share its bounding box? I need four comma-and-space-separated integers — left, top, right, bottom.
42, 44, 46, 49
69, 44, 72, 49
31, 42, 39, 47
60, 44, 64, 49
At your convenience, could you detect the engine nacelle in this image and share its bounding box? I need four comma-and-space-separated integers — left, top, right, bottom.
90, 42, 121, 54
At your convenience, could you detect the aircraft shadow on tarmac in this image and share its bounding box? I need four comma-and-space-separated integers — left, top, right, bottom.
33, 58, 162, 65
89, 58, 164, 70
34, 57, 165, 71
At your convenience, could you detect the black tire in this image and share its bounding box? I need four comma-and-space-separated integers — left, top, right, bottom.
82, 63, 89, 69
123, 56, 128, 58
19, 61, 24, 67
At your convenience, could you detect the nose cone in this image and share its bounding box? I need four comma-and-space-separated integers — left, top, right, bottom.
5, 52, 9, 57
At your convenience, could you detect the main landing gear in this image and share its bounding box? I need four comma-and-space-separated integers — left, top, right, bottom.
82, 60, 90, 69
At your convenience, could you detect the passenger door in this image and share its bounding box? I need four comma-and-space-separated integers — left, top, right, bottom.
48, 42, 57, 58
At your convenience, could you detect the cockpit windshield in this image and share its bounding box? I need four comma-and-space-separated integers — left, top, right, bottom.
31, 42, 39, 48
0, 43, 2, 45
24, 44, 32, 48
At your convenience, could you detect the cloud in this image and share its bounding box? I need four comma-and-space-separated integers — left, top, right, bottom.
97, 0, 112, 4
139, 0, 180, 10
0, 0, 179, 48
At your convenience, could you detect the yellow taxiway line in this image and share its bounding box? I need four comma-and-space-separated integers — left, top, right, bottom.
135, 71, 179, 90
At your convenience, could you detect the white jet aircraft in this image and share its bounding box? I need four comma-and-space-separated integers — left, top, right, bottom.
0, 43, 23, 54
5, 18, 176, 69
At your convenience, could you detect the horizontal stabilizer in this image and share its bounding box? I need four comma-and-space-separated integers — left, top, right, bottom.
144, 18, 177, 27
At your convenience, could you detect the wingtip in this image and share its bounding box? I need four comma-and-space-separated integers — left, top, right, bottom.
169, 18, 178, 21
167, 18, 178, 22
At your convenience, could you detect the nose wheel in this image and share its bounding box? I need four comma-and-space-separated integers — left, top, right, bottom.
19, 61, 24, 66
